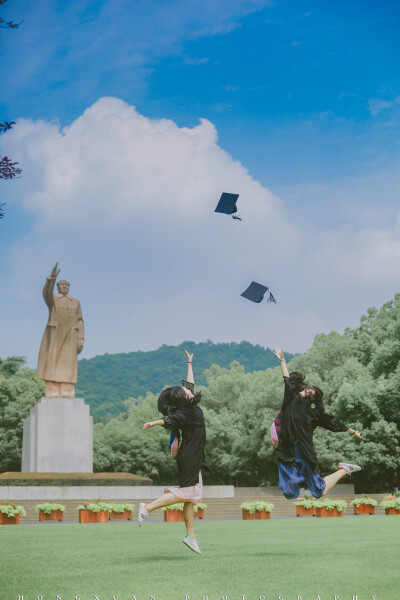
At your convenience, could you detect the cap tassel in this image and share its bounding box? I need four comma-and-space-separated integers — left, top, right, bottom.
268, 292, 277, 304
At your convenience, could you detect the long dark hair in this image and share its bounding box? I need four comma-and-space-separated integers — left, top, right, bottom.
289, 372, 323, 402
289, 372, 307, 393
308, 385, 323, 402
157, 386, 202, 416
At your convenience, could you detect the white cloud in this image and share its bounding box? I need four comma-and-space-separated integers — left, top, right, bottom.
368, 96, 400, 116
2, 97, 400, 366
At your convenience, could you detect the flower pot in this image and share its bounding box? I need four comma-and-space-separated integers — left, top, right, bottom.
353, 504, 375, 515
385, 507, 400, 515
195, 508, 205, 520
315, 507, 343, 518
296, 506, 316, 517
242, 509, 270, 520
79, 509, 109, 523
0, 513, 20, 525
39, 509, 63, 522
164, 509, 184, 522
109, 510, 132, 521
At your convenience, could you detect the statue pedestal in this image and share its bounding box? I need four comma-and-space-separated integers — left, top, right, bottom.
22, 397, 93, 473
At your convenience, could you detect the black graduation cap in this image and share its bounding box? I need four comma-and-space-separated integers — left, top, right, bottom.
241, 281, 277, 304
215, 193, 241, 220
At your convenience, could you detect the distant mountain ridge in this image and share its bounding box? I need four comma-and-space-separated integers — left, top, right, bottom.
76, 341, 297, 420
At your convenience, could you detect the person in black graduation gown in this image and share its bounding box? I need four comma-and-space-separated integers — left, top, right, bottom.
138, 350, 206, 555
273, 347, 362, 499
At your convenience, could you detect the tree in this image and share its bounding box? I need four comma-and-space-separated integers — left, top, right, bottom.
0, 356, 26, 377
1, 0, 23, 219
0, 1, 23, 30
0, 364, 44, 471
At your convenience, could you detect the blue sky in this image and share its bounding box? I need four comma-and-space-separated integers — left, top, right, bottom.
1, 0, 400, 365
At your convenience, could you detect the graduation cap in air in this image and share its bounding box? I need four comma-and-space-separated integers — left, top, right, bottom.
241, 281, 277, 304
215, 192, 242, 220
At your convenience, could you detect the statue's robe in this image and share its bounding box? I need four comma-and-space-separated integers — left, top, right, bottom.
37, 276, 84, 384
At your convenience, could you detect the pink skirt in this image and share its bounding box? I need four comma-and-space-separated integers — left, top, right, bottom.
165, 471, 203, 504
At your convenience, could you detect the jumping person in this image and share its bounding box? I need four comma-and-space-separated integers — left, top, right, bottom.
139, 350, 206, 555
272, 347, 362, 499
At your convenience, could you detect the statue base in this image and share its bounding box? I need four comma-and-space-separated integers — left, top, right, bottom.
22, 397, 93, 473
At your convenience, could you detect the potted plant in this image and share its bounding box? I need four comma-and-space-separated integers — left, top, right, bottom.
162, 503, 185, 522
35, 502, 65, 522
193, 502, 208, 519
77, 502, 112, 523
350, 496, 377, 515
314, 499, 347, 517
108, 503, 135, 521
0, 504, 26, 525
240, 500, 274, 520
293, 496, 316, 517
380, 495, 400, 515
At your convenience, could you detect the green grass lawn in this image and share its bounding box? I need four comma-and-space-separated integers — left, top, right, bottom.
1, 517, 398, 600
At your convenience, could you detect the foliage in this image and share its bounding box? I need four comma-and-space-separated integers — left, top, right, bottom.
35, 503, 65, 514
293, 497, 316, 509
193, 502, 207, 513
161, 503, 184, 512
161, 502, 207, 513
240, 500, 274, 513
0, 362, 44, 471
0, 117, 22, 219
380, 495, 400, 510
350, 496, 378, 507
0, 356, 26, 377
92, 295, 400, 491
313, 499, 347, 512
93, 391, 179, 482
77, 502, 113, 513
0, 155, 21, 179
109, 503, 135, 513
2, 294, 400, 492
0, 503, 26, 517
77, 341, 296, 419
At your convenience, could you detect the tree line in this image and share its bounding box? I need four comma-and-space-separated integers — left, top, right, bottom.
1, 295, 399, 491
76, 341, 295, 419
93, 295, 400, 492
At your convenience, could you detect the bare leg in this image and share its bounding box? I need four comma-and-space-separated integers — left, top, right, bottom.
321, 468, 347, 496
146, 492, 182, 513
183, 502, 195, 539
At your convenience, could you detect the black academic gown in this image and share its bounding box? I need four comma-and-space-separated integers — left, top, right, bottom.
274, 375, 348, 474
163, 405, 206, 487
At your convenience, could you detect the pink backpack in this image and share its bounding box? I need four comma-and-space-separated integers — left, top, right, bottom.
270, 410, 283, 447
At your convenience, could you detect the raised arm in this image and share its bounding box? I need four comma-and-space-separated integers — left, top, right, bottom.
184, 350, 194, 385
273, 347, 289, 378
42, 263, 60, 307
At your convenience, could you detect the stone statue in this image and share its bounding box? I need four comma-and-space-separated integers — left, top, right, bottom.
37, 263, 84, 398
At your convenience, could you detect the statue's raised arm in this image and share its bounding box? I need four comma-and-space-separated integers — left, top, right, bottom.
42, 263, 60, 307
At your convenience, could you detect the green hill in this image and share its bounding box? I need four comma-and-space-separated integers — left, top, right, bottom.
76, 341, 297, 420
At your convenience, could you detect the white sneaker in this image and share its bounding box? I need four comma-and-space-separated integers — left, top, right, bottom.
138, 503, 149, 526
182, 535, 202, 555
339, 462, 361, 474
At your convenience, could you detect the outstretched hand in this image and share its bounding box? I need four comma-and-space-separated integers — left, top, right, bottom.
273, 347, 284, 361
348, 428, 362, 439
143, 421, 156, 429
184, 350, 193, 363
